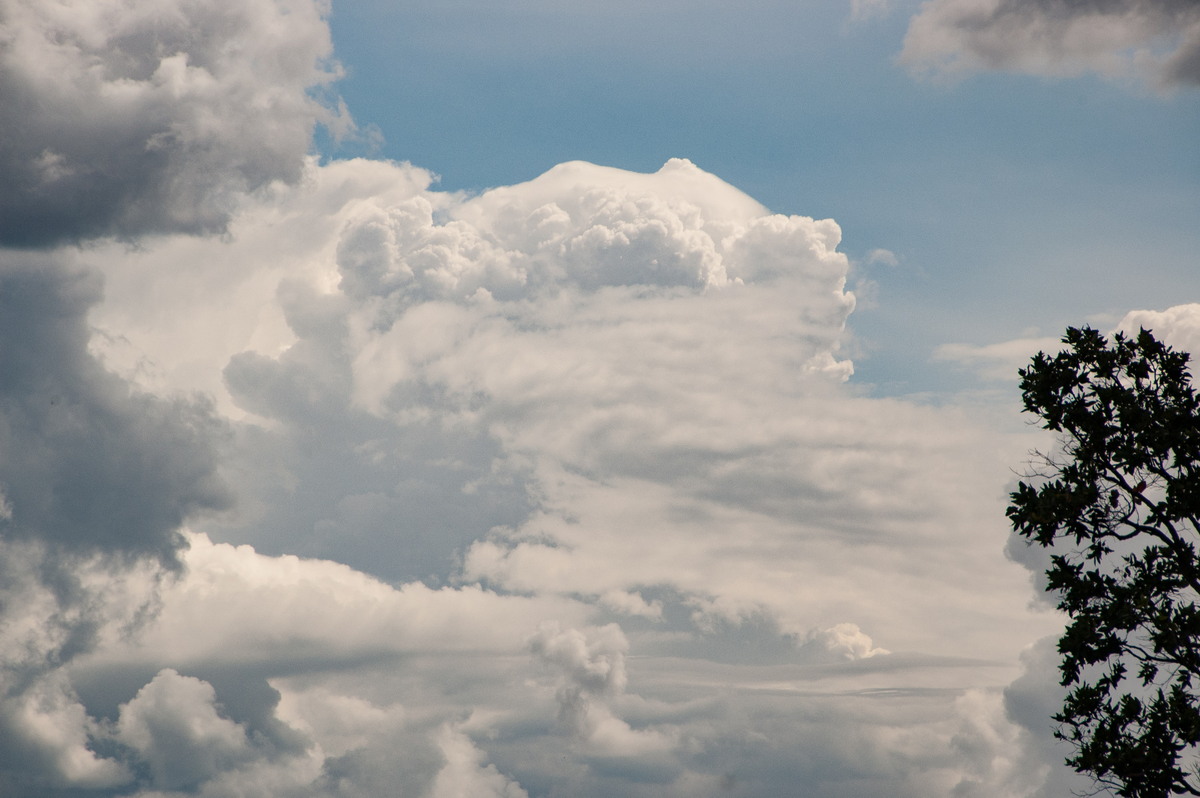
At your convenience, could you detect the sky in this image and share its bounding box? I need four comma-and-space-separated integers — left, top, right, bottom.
0, 1, 1197, 797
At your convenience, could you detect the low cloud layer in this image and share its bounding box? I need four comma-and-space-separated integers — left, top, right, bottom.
900, 0, 1200, 88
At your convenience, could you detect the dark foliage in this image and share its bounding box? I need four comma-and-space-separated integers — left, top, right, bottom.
1010, 326, 1200, 797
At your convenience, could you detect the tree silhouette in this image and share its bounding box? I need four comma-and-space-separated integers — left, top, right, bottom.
1010, 326, 1200, 797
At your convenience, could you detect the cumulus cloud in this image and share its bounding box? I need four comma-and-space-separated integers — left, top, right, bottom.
80, 531, 589, 670
335, 158, 849, 321
997, 637, 1095, 798
60, 153, 1061, 794
528, 622, 630, 738
183, 156, 1041, 669
803, 622, 891, 661
900, 0, 1200, 88
0, 0, 1087, 791
0, 61, 1070, 788
1116, 302, 1200, 352
0, 668, 131, 794
0, 0, 346, 247
115, 669, 256, 791
968, 304, 1200, 390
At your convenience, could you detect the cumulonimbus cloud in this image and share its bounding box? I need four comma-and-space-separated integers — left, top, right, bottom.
0, 0, 1099, 777
899, 0, 1200, 88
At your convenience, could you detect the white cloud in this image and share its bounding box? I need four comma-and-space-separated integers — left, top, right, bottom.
428, 724, 529, 798
24, 153, 1069, 795
81, 531, 590, 670
0, 0, 1184, 789
805, 622, 890, 661
947, 304, 1200, 386
0, 0, 1093, 791
900, 0, 1200, 88
1115, 302, 1200, 353
599, 590, 664, 620
934, 336, 1060, 381
0, 33, 1081, 782
0, 255, 230, 793
865, 247, 899, 267
86, 157, 436, 419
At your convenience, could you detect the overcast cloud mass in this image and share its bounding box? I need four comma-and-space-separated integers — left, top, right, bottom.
0, 0, 1195, 795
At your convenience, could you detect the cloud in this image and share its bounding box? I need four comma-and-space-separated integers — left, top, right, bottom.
0, 0, 1088, 791
0, 668, 132, 794
963, 304, 1200, 390
986, 307, 1200, 797
899, 0, 1200, 88
865, 248, 899, 267
0, 255, 230, 794
850, 0, 892, 22
0, 255, 229, 561
129, 154, 1046, 670
1115, 302, 1200, 353
335, 157, 844, 311
44, 152, 1069, 794
0, 0, 346, 247
428, 724, 529, 798
528, 622, 630, 737
115, 669, 257, 791
0, 510, 1048, 798
0, 55, 1074, 784
997, 637, 1095, 798
934, 335, 1060, 382
803, 622, 890, 661
80, 531, 589, 670
30, 533, 563, 798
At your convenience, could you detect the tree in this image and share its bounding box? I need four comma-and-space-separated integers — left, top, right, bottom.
1009, 326, 1200, 797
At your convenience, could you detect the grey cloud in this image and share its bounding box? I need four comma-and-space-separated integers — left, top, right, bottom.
0, 256, 229, 795
900, 0, 1200, 88
318, 740, 442, 798
1001, 637, 1096, 797
0, 0, 344, 247
115, 670, 258, 791
528, 622, 628, 737
0, 255, 228, 561
215, 279, 534, 582
482, 679, 1041, 798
